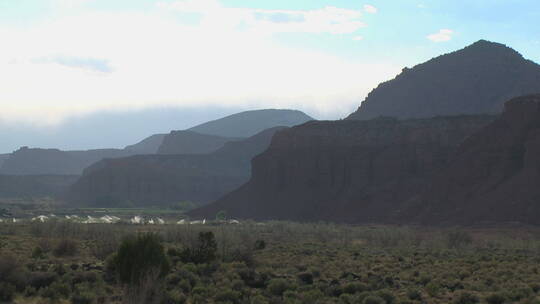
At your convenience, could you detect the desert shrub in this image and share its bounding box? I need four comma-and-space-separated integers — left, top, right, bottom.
0, 282, 16, 302
24, 286, 38, 297
32, 246, 46, 259
485, 293, 506, 304
29, 271, 58, 289
268, 278, 292, 296
343, 282, 368, 294
454, 292, 479, 304
54, 238, 79, 257
446, 230, 473, 249
297, 272, 314, 284
425, 281, 441, 297
407, 289, 422, 301
214, 289, 241, 303
71, 292, 96, 304
163, 290, 187, 304
376, 290, 395, 304
254, 239, 266, 250
363, 295, 385, 304
180, 232, 218, 264
110, 233, 170, 286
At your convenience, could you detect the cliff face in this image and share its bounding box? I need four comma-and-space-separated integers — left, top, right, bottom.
188, 116, 493, 222
0, 154, 9, 168
410, 94, 540, 225
157, 131, 240, 155
67, 127, 286, 207
347, 40, 540, 120
0, 148, 135, 176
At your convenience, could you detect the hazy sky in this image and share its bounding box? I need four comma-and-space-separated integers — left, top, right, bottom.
0, 0, 539, 132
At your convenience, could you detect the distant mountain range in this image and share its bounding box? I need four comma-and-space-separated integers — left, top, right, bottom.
0, 109, 312, 176
67, 127, 288, 207
348, 40, 540, 120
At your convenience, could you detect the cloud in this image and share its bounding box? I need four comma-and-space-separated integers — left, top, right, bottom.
0, 2, 399, 125
352, 36, 364, 41
363, 4, 378, 14
159, 1, 366, 34
34, 56, 112, 73
427, 29, 454, 42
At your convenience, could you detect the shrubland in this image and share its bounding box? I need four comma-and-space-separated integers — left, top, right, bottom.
1, 220, 540, 303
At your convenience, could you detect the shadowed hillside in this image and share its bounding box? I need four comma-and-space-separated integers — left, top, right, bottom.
124, 134, 166, 154
0, 175, 78, 198
409, 94, 540, 225
188, 115, 493, 222
67, 127, 287, 207
348, 40, 540, 120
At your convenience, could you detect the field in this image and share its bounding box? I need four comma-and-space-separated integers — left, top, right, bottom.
2, 218, 540, 304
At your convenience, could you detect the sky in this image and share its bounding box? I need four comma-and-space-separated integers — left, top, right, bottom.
0, 0, 539, 152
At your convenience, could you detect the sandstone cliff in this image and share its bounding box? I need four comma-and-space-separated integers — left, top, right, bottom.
347, 40, 540, 120
188, 116, 493, 222
409, 94, 540, 225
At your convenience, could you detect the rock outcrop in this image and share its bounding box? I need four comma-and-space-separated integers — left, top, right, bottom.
68, 127, 286, 207
409, 94, 540, 225
188, 116, 493, 222
157, 131, 240, 155
0, 147, 135, 176
347, 40, 540, 120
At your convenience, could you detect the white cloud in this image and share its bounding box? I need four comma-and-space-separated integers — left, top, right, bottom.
427, 29, 454, 42
0, 1, 399, 125
363, 4, 378, 14
352, 36, 364, 41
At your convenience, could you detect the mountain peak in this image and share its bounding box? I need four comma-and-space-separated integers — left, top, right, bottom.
347, 41, 540, 120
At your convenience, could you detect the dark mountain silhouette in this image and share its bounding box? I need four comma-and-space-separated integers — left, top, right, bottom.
188, 115, 493, 222
67, 127, 286, 207
408, 95, 540, 225
189, 109, 313, 137
0, 147, 135, 176
0, 175, 78, 199
124, 134, 166, 154
347, 40, 540, 120
157, 131, 240, 155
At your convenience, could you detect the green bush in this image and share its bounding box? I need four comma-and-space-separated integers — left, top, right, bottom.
180, 232, 218, 264
214, 289, 241, 303
268, 278, 291, 296
71, 291, 96, 304
110, 233, 171, 286
454, 292, 479, 304
363, 295, 385, 304
163, 290, 187, 304
485, 293, 506, 304
0, 282, 16, 302
53, 238, 79, 257
446, 230, 473, 249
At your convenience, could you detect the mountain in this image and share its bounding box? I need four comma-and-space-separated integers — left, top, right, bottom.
124, 134, 166, 154
0, 154, 9, 168
0, 147, 135, 176
0, 175, 78, 199
67, 127, 287, 207
157, 131, 240, 155
188, 115, 493, 222
408, 94, 540, 225
347, 40, 540, 120
189, 109, 313, 137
